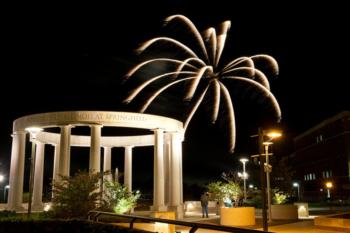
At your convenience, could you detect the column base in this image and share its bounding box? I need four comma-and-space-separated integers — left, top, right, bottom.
168, 205, 184, 219
6, 204, 25, 212
32, 203, 44, 211
150, 205, 168, 211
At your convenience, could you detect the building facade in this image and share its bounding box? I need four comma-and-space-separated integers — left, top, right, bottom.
291, 111, 350, 201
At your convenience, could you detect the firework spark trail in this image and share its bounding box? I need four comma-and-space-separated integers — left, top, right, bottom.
124, 14, 281, 152
140, 77, 198, 113
165, 14, 209, 62
125, 58, 197, 80
124, 71, 196, 103
137, 37, 198, 58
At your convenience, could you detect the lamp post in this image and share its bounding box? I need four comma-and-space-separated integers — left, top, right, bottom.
263, 141, 273, 223
293, 182, 300, 201
326, 182, 333, 199
240, 158, 249, 201
257, 128, 268, 231
0, 174, 4, 202
25, 127, 43, 217
256, 128, 282, 231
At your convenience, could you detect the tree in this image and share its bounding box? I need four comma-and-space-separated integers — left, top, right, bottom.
207, 180, 242, 207
102, 180, 141, 214
52, 171, 100, 218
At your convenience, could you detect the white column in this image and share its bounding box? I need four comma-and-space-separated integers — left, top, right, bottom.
124, 146, 133, 192
52, 144, 60, 182
179, 134, 184, 205
32, 142, 45, 210
7, 131, 26, 211
103, 147, 112, 182
152, 128, 166, 210
52, 144, 60, 198
170, 132, 181, 206
169, 132, 184, 218
164, 140, 171, 205
114, 168, 119, 183
89, 125, 102, 173
58, 125, 72, 177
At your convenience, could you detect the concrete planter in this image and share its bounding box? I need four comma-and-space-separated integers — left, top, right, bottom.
271, 204, 298, 220
220, 207, 256, 226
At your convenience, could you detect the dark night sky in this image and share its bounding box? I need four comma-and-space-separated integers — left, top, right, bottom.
1, 1, 349, 190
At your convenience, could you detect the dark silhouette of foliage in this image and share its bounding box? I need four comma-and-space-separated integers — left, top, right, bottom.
51, 171, 100, 218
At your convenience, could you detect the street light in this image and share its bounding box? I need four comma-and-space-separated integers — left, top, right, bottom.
256, 128, 282, 231
293, 182, 300, 201
263, 141, 273, 223
25, 127, 43, 217
326, 182, 333, 199
239, 158, 249, 201
0, 174, 4, 202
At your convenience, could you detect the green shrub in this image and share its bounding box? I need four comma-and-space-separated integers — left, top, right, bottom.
207, 181, 242, 207
102, 180, 141, 214
272, 189, 289, 204
51, 171, 101, 218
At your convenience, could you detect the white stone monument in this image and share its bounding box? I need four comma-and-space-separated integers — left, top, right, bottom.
7, 111, 185, 218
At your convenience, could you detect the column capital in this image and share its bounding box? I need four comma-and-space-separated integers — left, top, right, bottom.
89, 124, 103, 129
124, 145, 134, 149
35, 141, 44, 146
59, 124, 74, 129
11, 130, 26, 137
152, 128, 164, 132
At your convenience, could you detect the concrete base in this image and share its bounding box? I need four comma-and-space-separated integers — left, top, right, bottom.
6, 203, 25, 211
220, 207, 255, 226
168, 205, 184, 219
32, 204, 44, 212
271, 204, 298, 220
151, 205, 168, 211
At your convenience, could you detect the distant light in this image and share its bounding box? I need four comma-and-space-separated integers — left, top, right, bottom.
240, 158, 249, 163
326, 182, 333, 188
249, 184, 254, 189
44, 203, 51, 212
238, 172, 248, 179
0, 175, 4, 182
263, 141, 273, 145
293, 182, 299, 187
5, 185, 10, 189
266, 131, 282, 139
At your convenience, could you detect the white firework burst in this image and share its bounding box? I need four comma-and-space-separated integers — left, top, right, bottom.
123, 14, 281, 152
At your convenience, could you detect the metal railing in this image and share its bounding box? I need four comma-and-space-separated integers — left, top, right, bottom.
87, 211, 273, 233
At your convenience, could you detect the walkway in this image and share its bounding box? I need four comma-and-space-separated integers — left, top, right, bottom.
181, 213, 347, 233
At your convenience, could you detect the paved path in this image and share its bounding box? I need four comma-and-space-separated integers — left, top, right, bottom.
181, 215, 347, 233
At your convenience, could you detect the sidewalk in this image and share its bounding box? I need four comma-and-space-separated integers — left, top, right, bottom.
181, 213, 346, 233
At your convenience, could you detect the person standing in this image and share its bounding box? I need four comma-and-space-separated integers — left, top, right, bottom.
200, 192, 209, 218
